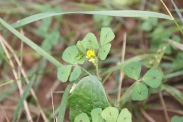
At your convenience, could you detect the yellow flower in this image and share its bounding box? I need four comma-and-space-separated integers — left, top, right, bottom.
86, 50, 95, 59
86, 50, 96, 64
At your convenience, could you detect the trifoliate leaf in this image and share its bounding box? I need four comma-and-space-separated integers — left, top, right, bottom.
98, 43, 111, 60
74, 113, 90, 122
57, 65, 72, 82
100, 27, 115, 46
62, 46, 78, 64
123, 62, 141, 80
69, 66, 81, 82
101, 107, 119, 122
76, 40, 86, 53
142, 68, 163, 88
117, 108, 132, 122
131, 82, 148, 101
91, 108, 104, 122
83, 33, 99, 49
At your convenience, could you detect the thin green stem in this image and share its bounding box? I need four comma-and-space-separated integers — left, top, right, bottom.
153, 46, 166, 68
119, 82, 136, 107
173, 19, 183, 35
160, 0, 183, 35
102, 72, 112, 84
95, 63, 100, 79
79, 66, 92, 76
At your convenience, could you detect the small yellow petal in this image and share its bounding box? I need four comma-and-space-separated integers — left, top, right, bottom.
86, 50, 95, 59
89, 58, 95, 63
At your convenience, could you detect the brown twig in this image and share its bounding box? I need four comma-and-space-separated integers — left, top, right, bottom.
159, 91, 170, 122
117, 33, 126, 105
46, 80, 60, 99
141, 109, 156, 122
147, 106, 183, 116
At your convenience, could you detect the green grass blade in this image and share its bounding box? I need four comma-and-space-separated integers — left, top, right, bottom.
58, 82, 74, 122
0, 18, 62, 67
162, 84, 183, 106
12, 76, 36, 122
171, 0, 183, 23
11, 10, 172, 28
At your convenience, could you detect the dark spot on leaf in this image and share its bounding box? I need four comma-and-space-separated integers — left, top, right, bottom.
109, 112, 112, 116
80, 120, 83, 122
130, 66, 135, 70
124, 117, 126, 120
152, 76, 156, 80
138, 91, 141, 95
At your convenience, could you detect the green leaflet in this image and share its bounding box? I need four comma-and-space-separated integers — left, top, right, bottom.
101, 107, 119, 122
171, 116, 183, 122
69, 66, 81, 82
57, 65, 72, 82
83, 33, 99, 49
62, 46, 78, 64
123, 62, 141, 80
101, 107, 132, 122
68, 75, 110, 122
76, 40, 86, 53
131, 82, 148, 101
91, 108, 103, 122
75, 52, 86, 64
74, 113, 90, 122
117, 108, 132, 122
100, 27, 115, 46
142, 68, 163, 88
98, 43, 111, 60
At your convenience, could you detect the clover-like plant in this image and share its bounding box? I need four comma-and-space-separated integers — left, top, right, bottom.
57, 27, 115, 82
123, 62, 163, 101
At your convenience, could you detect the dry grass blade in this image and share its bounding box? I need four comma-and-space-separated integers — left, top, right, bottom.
0, 35, 33, 122
141, 109, 156, 122
168, 39, 183, 51
1, 35, 49, 122
117, 32, 126, 104
159, 91, 170, 122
